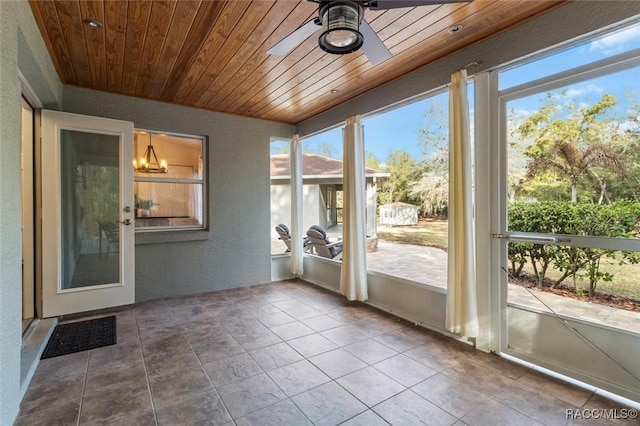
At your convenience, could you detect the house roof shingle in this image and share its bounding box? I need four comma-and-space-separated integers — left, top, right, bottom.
271, 153, 388, 178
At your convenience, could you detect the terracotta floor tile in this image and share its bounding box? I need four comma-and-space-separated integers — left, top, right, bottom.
16, 280, 632, 426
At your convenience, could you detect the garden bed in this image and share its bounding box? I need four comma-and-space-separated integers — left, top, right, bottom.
509, 273, 639, 312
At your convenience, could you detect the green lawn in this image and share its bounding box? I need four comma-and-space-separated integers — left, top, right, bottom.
377, 218, 640, 301
377, 218, 448, 249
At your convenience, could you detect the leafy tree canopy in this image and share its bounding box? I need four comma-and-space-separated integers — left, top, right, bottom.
514, 92, 629, 203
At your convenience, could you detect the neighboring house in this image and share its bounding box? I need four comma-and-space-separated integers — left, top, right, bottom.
270, 154, 389, 238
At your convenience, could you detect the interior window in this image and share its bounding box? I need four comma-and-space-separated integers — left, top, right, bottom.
133, 130, 205, 231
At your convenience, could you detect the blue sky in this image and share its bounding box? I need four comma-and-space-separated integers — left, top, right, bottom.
275, 22, 640, 164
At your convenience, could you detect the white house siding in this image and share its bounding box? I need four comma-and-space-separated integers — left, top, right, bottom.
270, 184, 292, 238
270, 184, 324, 238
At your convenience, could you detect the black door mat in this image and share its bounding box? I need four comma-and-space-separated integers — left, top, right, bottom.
41, 316, 117, 359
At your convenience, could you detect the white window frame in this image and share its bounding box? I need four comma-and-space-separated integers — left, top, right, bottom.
134, 129, 207, 233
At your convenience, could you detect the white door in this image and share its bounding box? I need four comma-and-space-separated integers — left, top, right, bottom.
41, 110, 135, 317
494, 61, 640, 401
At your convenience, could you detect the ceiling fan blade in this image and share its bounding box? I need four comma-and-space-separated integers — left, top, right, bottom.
360, 19, 392, 65
267, 20, 320, 56
369, 0, 472, 10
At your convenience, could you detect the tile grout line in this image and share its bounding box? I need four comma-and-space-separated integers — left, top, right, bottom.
76, 349, 90, 426
135, 303, 165, 426
182, 297, 242, 423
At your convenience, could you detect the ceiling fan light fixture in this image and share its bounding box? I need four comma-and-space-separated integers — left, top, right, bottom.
318, 1, 364, 54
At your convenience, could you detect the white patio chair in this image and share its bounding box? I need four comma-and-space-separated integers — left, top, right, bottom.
306, 225, 343, 260
275, 224, 311, 253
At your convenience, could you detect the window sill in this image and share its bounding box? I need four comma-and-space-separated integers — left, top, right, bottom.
271, 253, 291, 258
134, 228, 210, 245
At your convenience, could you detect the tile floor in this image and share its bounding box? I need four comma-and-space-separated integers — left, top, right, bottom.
15, 280, 635, 425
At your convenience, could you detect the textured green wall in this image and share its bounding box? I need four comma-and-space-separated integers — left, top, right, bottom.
0, 1, 61, 424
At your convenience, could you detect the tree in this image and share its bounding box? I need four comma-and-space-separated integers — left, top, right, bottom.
413, 97, 451, 216
379, 150, 420, 205
304, 141, 339, 158
411, 173, 448, 216
419, 99, 449, 160
607, 94, 640, 201
365, 151, 382, 171
517, 93, 627, 203
271, 143, 290, 155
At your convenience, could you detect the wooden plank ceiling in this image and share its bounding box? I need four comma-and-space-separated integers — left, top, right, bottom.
29, 0, 564, 124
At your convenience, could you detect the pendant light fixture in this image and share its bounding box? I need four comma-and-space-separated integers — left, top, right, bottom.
133, 133, 168, 174
318, 1, 364, 55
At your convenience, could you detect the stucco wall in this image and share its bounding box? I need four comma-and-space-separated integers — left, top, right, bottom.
0, 0, 62, 424
62, 86, 294, 302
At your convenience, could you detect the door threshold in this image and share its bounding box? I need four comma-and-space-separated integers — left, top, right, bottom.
20, 317, 57, 389
22, 318, 36, 340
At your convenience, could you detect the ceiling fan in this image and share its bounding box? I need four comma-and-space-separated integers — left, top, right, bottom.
267, 0, 472, 65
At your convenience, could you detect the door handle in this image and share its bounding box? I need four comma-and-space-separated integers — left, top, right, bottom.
123, 206, 132, 213
120, 219, 133, 225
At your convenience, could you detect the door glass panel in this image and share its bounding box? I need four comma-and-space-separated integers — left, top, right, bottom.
507, 241, 640, 332
504, 64, 640, 328
505, 240, 640, 396
60, 130, 120, 289
506, 66, 640, 238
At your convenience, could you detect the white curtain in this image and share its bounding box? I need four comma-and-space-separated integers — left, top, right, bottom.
340, 116, 368, 301
290, 135, 304, 277
189, 157, 204, 225
446, 70, 479, 337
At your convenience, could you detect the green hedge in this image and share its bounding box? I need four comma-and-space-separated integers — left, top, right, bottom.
507, 201, 640, 296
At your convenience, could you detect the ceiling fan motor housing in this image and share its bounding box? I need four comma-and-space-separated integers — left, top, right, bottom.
318, 0, 365, 54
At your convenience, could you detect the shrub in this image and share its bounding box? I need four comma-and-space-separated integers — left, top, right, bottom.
507, 201, 640, 296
